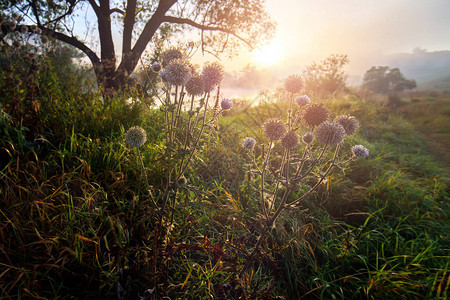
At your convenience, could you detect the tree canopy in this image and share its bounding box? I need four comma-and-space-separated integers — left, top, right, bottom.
2, 0, 275, 94
362, 66, 416, 94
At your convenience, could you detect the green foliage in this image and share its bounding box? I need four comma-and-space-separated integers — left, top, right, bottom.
362, 66, 417, 94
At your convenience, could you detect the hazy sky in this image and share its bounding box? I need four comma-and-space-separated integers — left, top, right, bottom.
212, 0, 450, 77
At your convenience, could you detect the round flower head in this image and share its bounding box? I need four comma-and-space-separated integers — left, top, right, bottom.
284, 74, 303, 93
162, 48, 183, 65
334, 115, 359, 136
35, 28, 42, 34
352, 145, 369, 158
220, 98, 233, 110
296, 95, 311, 107
29, 25, 37, 33
19, 25, 28, 34
12, 40, 20, 49
40, 35, 49, 44
281, 130, 300, 149
242, 137, 256, 150
126, 126, 147, 148
263, 118, 287, 141
201, 62, 224, 92
302, 103, 329, 128
315, 121, 345, 145
302, 131, 314, 144
151, 61, 162, 72
11, 12, 20, 20
164, 59, 192, 86
185, 75, 204, 96
3, 20, 16, 33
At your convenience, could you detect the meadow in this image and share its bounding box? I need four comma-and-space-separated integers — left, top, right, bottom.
0, 48, 449, 300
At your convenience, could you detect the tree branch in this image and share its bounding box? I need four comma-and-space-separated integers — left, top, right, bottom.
162, 15, 252, 48
110, 8, 125, 15
122, 0, 137, 55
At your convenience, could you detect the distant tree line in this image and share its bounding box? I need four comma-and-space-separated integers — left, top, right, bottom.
362, 66, 416, 94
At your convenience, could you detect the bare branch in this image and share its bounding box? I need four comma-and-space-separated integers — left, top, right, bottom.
110, 8, 125, 15
162, 15, 252, 48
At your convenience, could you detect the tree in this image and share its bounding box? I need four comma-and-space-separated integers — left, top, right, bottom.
302, 54, 349, 98
2, 0, 274, 97
362, 66, 416, 93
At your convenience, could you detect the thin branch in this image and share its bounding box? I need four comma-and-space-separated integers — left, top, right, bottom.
110, 8, 125, 15
162, 15, 252, 48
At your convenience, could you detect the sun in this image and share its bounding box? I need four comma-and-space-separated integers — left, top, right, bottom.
253, 40, 283, 67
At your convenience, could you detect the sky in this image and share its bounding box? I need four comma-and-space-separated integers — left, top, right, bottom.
202, 0, 450, 96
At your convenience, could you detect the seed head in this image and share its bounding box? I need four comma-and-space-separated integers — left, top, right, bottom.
315, 121, 345, 145
201, 62, 224, 92
162, 48, 183, 65
151, 61, 162, 72
334, 115, 359, 136
35, 28, 42, 34
29, 25, 37, 33
302, 131, 314, 144
302, 103, 329, 128
126, 126, 147, 148
40, 35, 49, 44
295, 94, 311, 107
284, 74, 303, 93
12, 40, 20, 49
163, 59, 192, 86
185, 75, 204, 96
11, 12, 20, 20
281, 130, 300, 149
352, 145, 369, 158
19, 25, 28, 34
242, 137, 256, 150
220, 98, 233, 110
263, 118, 287, 141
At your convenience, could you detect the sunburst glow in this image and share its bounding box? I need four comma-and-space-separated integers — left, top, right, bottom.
253, 40, 283, 67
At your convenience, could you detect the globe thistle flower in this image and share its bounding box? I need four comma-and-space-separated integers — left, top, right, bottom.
185, 75, 204, 96
163, 59, 192, 86
126, 126, 147, 148
3, 20, 16, 33
162, 48, 183, 65
263, 118, 287, 141
220, 98, 233, 110
151, 61, 162, 72
302, 131, 314, 144
29, 25, 37, 33
35, 28, 42, 35
201, 62, 224, 92
295, 94, 311, 107
19, 25, 28, 34
352, 145, 369, 158
315, 121, 345, 145
242, 137, 256, 150
40, 35, 49, 44
281, 130, 300, 149
302, 103, 329, 128
11, 12, 20, 20
334, 115, 359, 136
284, 74, 303, 93
12, 40, 20, 49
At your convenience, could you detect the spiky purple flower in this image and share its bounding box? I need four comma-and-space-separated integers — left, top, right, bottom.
263, 118, 287, 141
352, 145, 369, 158
302, 103, 329, 128
284, 74, 303, 93
221, 99, 233, 110
296, 95, 311, 107
315, 121, 345, 145
242, 137, 256, 150
201, 62, 224, 92
281, 130, 300, 149
334, 115, 359, 136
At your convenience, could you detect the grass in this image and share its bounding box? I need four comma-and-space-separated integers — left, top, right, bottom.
0, 57, 449, 299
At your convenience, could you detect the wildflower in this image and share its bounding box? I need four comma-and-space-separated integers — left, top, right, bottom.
284, 74, 303, 93
29, 25, 37, 33
302, 131, 314, 144
352, 145, 369, 158
11, 12, 20, 20
185, 75, 204, 96
281, 130, 300, 149
12, 40, 20, 49
264, 118, 287, 141
242, 137, 256, 150
163, 48, 183, 65
19, 25, 28, 34
163, 59, 192, 86
35, 28, 42, 34
151, 61, 162, 72
220, 98, 233, 110
201, 62, 224, 92
126, 126, 147, 148
315, 121, 345, 145
302, 103, 329, 127
334, 115, 359, 136
295, 95, 311, 107
40, 35, 49, 44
